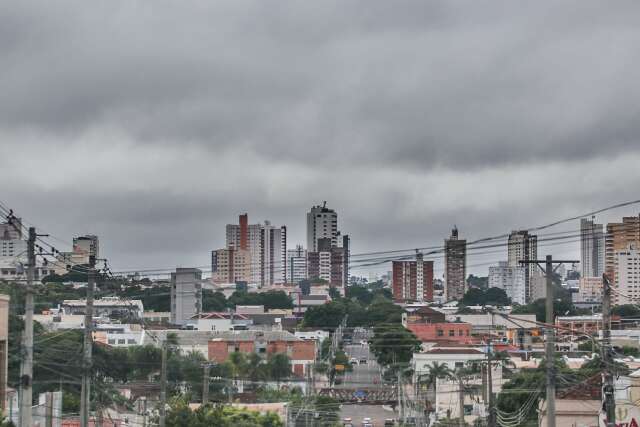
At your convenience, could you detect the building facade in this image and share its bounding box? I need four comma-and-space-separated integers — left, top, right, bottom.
507, 230, 538, 303
488, 262, 527, 305
211, 248, 252, 284
207, 331, 316, 376
260, 221, 287, 286
605, 215, 640, 290
170, 268, 203, 325
72, 235, 99, 263
392, 256, 434, 302
444, 227, 466, 301
225, 214, 287, 286
572, 276, 603, 306
0, 217, 22, 240
615, 245, 640, 305
306, 204, 338, 252
580, 217, 604, 278
286, 245, 307, 284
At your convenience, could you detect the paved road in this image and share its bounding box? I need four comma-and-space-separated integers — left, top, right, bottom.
335, 344, 382, 389
337, 330, 397, 426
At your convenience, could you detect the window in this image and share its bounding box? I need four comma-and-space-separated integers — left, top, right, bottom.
448, 330, 455, 337
118, 339, 125, 344
108, 339, 116, 344
437, 329, 444, 337
455, 362, 464, 368
128, 339, 136, 344
458, 330, 463, 336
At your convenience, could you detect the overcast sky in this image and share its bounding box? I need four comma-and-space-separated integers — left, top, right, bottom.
2, 1, 640, 277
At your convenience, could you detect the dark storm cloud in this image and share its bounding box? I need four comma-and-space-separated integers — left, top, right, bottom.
2, 1, 640, 169
2, 1, 640, 272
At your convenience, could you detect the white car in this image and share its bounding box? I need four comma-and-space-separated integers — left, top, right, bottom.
349, 357, 358, 365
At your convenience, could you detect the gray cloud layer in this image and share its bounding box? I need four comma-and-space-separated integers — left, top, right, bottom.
1, 1, 640, 274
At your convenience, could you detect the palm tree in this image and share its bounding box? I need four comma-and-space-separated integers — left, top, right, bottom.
420, 362, 453, 410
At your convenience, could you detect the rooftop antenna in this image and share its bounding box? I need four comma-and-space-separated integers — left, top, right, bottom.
323, 201, 326, 208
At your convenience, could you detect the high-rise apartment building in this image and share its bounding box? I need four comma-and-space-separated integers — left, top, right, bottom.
0, 217, 22, 240
286, 245, 308, 284
260, 221, 287, 286
614, 245, 640, 305
306, 203, 338, 252
225, 214, 287, 286
507, 230, 538, 303
572, 277, 603, 306
444, 227, 466, 301
170, 268, 202, 325
605, 215, 640, 287
488, 262, 527, 305
0, 239, 27, 261
211, 248, 251, 284
580, 217, 604, 278
391, 255, 434, 303
307, 235, 349, 290
73, 235, 99, 263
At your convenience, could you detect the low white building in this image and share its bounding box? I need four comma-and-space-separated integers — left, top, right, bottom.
187, 312, 250, 331
32, 313, 85, 331
294, 330, 330, 342
94, 324, 146, 347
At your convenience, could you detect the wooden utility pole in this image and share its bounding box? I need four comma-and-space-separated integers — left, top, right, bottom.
520, 255, 578, 427
19, 227, 36, 427
602, 274, 616, 427
80, 255, 96, 427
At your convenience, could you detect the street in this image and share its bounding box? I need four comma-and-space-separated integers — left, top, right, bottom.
338, 329, 396, 426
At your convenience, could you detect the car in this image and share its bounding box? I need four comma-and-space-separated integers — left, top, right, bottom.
384, 419, 395, 427
343, 417, 354, 427
359, 358, 368, 364
349, 357, 358, 365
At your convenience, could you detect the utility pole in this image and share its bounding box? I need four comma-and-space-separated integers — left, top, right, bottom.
486, 339, 495, 427
602, 274, 616, 427
458, 375, 465, 427
520, 255, 578, 427
80, 255, 96, 427
19, 227, 36, 427
398, 367, 404, 425
202, 363, 210, 405
159, 340, 167, 427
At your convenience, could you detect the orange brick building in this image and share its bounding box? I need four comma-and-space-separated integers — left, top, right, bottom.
208, 331, 316, 377
407, 322, 473, 344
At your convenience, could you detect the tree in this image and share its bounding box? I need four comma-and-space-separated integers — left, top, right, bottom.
369, 325, 420, 367
511, 293, 589, 322
460, 287, 510, 307
612, 304, 640, 318
346, 285, 374, 305
303, 301, 345, 328
466, 275, 488, 289
418, 362, 452, 405
227, 291, 293, 310
268, 354, 291, 385
203, 290, 227, 312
